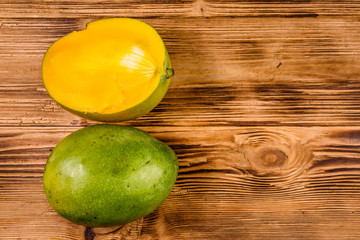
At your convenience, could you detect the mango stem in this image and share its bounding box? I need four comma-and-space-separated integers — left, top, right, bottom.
165, 68, 174, 79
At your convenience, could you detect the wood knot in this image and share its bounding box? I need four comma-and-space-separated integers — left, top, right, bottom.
193, 0, 209, 17
252, 148, 287, 170
234, 129, 313, 177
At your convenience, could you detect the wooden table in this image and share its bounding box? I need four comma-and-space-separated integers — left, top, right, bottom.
2, 1, 360, 239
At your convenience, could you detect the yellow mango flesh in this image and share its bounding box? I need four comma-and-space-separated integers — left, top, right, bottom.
43, 18, 166, 114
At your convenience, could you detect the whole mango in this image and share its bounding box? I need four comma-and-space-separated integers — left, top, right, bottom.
43, 124, 178, 227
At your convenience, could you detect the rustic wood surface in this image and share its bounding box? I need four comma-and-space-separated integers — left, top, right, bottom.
2, 0, 360, 239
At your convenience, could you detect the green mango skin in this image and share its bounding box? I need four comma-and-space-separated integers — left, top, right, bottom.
43, 124, 178, 227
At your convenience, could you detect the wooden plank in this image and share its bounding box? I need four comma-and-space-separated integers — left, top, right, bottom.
1, 17, 360, 127
1, 0, 360, 18
2, 0, 360, 239
1, 126, 360, 239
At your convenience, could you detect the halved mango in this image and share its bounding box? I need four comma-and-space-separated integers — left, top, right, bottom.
42, 18, 173, 122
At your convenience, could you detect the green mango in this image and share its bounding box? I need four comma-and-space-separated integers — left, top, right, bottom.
43, 124, 178, 227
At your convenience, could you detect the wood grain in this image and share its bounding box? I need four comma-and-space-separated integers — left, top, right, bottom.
2, 127, 360, 239
1, 0, 360, 239
1, 17, 360, 127
1, 0, 360, 18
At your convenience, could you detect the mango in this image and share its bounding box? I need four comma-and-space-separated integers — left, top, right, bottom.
43, 124, 178, 227
42, 18, 173, 122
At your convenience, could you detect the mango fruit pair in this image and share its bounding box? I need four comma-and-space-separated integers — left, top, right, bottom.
42, 18, 178, 227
